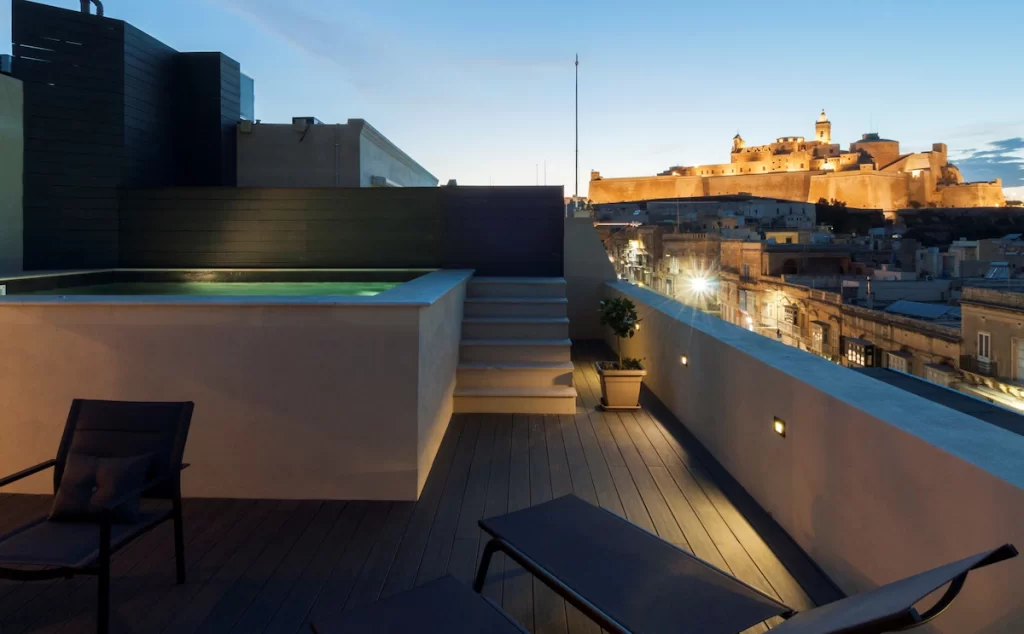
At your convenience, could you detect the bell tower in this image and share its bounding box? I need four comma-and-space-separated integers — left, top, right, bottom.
815, 109, 831, 144
732, 133, 745, 152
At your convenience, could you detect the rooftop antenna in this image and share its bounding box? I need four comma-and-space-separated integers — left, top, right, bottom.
536, 164, 539, 186
575, 54, 579, 198
544, 160, 547, 186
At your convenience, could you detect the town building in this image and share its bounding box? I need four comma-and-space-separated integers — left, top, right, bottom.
958, 287, 1024, 411
589, 111, 1006, 211
595, 194, 816, 231
236, 118, 437, 188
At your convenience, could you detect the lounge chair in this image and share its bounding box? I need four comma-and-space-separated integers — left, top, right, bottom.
0, 399, 194, 634
471, 495, 1017, 634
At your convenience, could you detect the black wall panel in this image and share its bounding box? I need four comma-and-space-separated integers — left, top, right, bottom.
119, 187, 565, 276
13, 0, 125, 268
14, 0, 244, 268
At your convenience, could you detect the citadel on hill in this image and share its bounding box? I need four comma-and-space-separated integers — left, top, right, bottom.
589, 110, 1006, 211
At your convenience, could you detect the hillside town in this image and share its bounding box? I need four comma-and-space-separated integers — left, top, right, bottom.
594, 193, 1024, 414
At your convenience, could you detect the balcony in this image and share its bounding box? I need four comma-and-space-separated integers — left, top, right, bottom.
0, 219, 1021, 634
0, 347, 838, 633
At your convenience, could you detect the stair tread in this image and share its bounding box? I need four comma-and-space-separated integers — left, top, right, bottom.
458, 361, 574, 370
455, 387, 578, 397
460, 338, 572, 346
463, 317, 569, 324
470, 277, 566, 284
465, 297, 568, 304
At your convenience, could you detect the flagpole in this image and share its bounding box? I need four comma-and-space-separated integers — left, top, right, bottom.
575, 54, 579, 199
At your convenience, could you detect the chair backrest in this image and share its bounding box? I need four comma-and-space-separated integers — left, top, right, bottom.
53, 399, 194, 500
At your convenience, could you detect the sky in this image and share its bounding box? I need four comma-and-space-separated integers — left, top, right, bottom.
3, 0, 1023, 199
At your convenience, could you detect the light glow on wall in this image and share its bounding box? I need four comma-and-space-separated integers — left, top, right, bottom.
773, 417, 787, 437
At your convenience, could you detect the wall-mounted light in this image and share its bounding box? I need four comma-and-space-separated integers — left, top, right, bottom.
773, 417, 786, 438
680, 355, 689, 366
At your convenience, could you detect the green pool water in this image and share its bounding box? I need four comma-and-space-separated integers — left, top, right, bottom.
23, 282, 399, 297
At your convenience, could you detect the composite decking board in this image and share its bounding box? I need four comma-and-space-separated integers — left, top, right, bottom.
301, 502, 393, 631
143, 500, 285, 634
225, 501, 347, 633
413, 418, 481, 586
340, 501, 415, 612
528, 416, 570, 634
378, 415, 466, 602
502, 414, 534, 631
477, 415, 514, 605
0, 345, 835, 633
377, 416, 464, 599
555, 415, 600, 507
447, 419, 498, 586
189, 501, 325, 634
161, 500, 312, 634
260, 502, 368, 634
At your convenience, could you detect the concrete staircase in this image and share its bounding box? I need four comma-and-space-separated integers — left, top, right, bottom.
454, 278, 577, 414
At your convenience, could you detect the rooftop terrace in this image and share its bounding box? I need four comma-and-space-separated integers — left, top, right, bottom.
0, 345, 838, 634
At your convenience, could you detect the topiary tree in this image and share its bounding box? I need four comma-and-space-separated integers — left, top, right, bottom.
599, 298, 643, 369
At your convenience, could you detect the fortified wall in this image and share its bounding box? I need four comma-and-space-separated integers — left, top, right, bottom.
591, 111, 1006, 210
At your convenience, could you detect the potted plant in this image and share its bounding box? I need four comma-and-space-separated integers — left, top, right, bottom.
596, 297, 646, 410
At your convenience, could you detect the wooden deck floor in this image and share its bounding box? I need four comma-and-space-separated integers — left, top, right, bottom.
0, 342, 839, 634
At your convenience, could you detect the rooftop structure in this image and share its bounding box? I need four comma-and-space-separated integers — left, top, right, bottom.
0, 3, 1022, 633
236, 118, 437, 188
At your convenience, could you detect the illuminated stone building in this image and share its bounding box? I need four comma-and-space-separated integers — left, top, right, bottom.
590, 110, 1006, 211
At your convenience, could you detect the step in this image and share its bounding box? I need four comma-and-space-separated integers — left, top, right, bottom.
464, 297, 568, 318
457, 361, 575, 389
453, 387, 578, 415
468, 277, 567, 299
462, 317, 569, 340
460, 339, 572, 363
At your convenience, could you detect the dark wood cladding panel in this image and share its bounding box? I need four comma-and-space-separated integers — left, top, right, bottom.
441, 186, 564, 276
122, 23, 177, 187
118, 187, 564, 275
13, 0, 126, 268
119, 188, 446, 268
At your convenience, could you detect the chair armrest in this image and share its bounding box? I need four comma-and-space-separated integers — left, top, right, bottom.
0, 459, 57, 489
99, 463, 190, 515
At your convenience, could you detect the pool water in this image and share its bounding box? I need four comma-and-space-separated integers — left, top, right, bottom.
23, 282, 398, 297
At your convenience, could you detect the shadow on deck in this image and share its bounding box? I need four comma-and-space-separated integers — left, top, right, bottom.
0, 341, 840, 634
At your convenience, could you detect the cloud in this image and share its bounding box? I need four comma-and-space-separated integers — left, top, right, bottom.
950, 137, 1024, 188
210, 0, 400, 91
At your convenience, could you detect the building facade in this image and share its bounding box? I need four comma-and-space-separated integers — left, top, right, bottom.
236, 118, 437, 188
589, 111, 1006, 211
11, 0, 248, 268
0, 73, 22, 273
959, 287, 1024, 410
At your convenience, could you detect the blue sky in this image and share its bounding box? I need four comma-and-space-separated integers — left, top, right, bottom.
3, 0, 1023, 198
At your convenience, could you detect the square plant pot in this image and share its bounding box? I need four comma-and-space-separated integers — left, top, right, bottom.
595, 362, 647, 410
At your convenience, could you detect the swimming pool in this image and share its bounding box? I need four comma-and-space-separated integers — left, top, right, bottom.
0, 269, 426, 297
19, 281, 398, 297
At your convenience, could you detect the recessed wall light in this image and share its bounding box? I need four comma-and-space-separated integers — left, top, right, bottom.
680, 355, 689, 366
773, 417, 786, 438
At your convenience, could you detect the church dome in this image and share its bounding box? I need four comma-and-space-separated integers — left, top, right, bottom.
818, 109, 829, 123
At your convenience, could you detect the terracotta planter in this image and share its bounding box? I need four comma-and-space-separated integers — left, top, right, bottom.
595, 362, 647, 409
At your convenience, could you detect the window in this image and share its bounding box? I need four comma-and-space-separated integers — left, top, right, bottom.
887, 353, 909, 374
742, 264, 751, 278
978, 332, 991, 360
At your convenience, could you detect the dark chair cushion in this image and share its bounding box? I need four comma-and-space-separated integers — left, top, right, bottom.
49, 452, 152, 523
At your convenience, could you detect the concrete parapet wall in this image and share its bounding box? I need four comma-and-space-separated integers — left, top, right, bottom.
605, 281, 1024, 634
